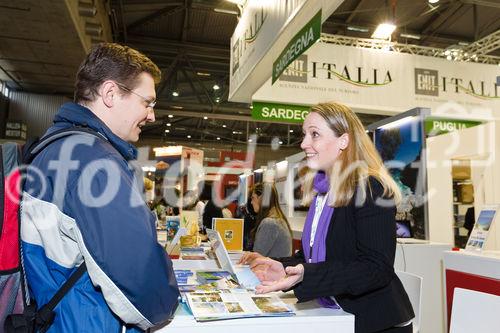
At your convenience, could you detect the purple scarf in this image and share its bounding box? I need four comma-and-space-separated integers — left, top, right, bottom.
301, 171, 340, 309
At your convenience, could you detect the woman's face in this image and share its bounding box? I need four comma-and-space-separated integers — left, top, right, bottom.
251, 192, 261, 213
300, 112, 347, 171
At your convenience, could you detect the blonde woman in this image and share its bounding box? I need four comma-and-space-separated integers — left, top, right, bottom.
241, 102, 414, 333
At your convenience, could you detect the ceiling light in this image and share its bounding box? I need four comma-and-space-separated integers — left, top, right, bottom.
213, 84, 220, 90
289, 129, 294, 133
203, 116, 208, 120
166, 123, 171, 127
222, 124, 226, 128
428, 0, 439, 4
400, 33, 421, 40
172, 91, 179, 97
279, 141, 283, 145
171, 106, 183, 110
214, 8, 239, 15
187, 135, 191, 139
378, 116, 414, 130
372, 23, 396, 39
168, 114, 173, 118
215, 98, 221, 103
347, 26, 369, 33
227, 0, 245, 5
216, 137, 220, 140
248, 139, 253, 143
165, 129, 170, 133
196, 72, 211, 76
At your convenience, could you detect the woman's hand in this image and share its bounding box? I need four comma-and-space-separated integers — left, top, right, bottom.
255, 264, 304, 294
249, 257, 286, 283
238, 251, 263, 265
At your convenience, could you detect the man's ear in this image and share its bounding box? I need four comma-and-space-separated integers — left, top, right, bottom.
100, 81, 116, 108
339, 133, 349, 150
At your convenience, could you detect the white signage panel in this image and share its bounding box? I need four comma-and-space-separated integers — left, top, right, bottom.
253, 43, 500, 115
229, 0, 343, 103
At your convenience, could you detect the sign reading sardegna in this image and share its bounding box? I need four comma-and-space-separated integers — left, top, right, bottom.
251, 101, 310, 123
272, 10, 321, 84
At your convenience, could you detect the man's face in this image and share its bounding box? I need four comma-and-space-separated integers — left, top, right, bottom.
113, 72, 156, 142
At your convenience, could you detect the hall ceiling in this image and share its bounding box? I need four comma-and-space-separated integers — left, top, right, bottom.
1, 0, 500, 146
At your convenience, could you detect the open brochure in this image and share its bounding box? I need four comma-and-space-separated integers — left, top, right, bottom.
175, 273, 295, 321
185, 287, 295, 322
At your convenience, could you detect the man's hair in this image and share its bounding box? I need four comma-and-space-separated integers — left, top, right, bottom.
74, 43, 161, 104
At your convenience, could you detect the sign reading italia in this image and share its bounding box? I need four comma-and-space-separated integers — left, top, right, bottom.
272, 10, 321, 84
252, 101, 310, 123
424, 117, 482, 136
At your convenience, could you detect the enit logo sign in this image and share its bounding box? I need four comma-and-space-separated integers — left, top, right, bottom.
415, 68, 439, 96
279, 54, 308, 83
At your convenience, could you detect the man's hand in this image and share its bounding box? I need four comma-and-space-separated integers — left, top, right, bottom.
238, 251, 263, 265
255, 264, 304, 294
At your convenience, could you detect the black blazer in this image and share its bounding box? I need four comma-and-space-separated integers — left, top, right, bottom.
279, 177, 414, 333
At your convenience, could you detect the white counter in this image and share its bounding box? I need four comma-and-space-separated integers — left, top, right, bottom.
395, 241, 451, 333
444, 250, 500, 278
156, 259, 354, 333
154, 295, 354, 333
443, 250, 500, 330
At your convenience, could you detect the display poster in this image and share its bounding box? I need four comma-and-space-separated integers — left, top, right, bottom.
375, 117, 426, 239
465, 208, 497, 251
212, 218, 244, 252
253, 43, 500, 114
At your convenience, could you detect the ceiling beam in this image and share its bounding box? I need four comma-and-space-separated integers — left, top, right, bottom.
460, 0, 500, 9
421, 2, 465, 37
346, 0, 366, 24
182, 0, 191, 42
127, 4, 185, 31
126, 36, 229, 53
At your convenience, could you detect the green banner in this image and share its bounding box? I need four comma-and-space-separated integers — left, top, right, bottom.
272, 9, 321, 84
424, 117, 482, 136
252, 101, 310, 123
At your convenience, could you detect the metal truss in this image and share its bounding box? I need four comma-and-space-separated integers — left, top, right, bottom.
461, 29, 500, 58
321, 33, 500, 65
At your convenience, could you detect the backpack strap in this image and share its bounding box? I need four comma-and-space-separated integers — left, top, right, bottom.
23, 126, 107, 164
35, 263, 87, 333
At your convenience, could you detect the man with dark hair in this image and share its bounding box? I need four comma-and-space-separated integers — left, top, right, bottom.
21, 43, 179, 332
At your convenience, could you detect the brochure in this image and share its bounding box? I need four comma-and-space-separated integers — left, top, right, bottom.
212, 218, 244, 251
185, 287, 295, 322
165, 216, 180, 241
465, 206, 497, 251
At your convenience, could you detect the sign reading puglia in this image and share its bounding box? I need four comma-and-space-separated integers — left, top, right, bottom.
252, 101, 310, 123
424, 117, 482, 136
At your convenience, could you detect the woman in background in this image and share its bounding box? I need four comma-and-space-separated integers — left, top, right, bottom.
248, 183, 292, 258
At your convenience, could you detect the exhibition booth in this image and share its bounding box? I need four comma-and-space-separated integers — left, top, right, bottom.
221, 2, 500, 332
153, 1, 500, 332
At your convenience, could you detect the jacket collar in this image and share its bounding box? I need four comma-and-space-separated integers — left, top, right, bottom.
52, 102, 138, 160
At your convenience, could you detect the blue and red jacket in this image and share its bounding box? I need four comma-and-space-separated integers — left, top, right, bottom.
21, 102, 179, 332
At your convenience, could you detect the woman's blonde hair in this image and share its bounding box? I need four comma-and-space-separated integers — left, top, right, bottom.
301, 102, 401, 207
